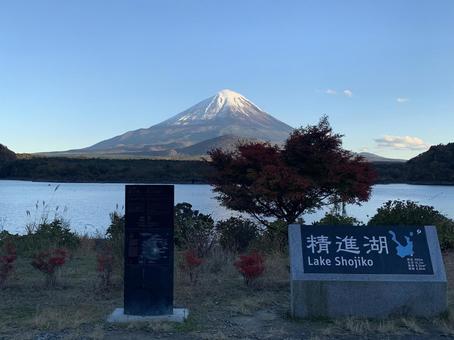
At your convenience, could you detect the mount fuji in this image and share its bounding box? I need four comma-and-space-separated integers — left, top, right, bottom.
70, 89, 294, 157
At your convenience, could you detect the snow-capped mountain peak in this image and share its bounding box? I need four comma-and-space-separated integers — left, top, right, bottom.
205, 89, 261, 116
83, 89, 293, 153
169, 89, 264, 125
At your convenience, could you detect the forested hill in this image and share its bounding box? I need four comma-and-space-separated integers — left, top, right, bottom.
0, 144, 17, 162
1, 143, 454, 185
405, 143, 454, 183
0, 157, 212, 183
374, 143, 454, 185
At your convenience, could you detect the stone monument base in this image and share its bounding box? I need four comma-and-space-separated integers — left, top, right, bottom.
107, 308, 189, 323
291, 279, 446, 318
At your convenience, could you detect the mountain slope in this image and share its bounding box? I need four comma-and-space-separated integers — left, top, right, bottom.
359, 152, 406, 163
405, 143, 454, 182
178, 134, 256, 156
0, 144, 16, 162
81, 89, 293, 153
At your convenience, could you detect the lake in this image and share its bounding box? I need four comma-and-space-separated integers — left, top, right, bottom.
1, 180, 453, 235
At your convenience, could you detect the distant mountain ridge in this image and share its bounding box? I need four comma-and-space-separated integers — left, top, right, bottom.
73, 89, 293, 156
358, 152, 405, 163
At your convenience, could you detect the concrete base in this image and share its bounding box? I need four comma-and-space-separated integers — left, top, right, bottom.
107, 308, 189, 323
291, 280, 447, 318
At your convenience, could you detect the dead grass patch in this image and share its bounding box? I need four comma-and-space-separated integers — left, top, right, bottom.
400, 317, 425, 334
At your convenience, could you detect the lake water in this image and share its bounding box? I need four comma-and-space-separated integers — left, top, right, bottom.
1, 180, 453, 235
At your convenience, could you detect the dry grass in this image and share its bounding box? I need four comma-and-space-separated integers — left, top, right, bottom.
400, 317, 425, 334
1, 246, 454, 339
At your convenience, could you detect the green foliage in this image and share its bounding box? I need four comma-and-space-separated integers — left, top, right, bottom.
368, 200, 454, 250
254, 219, 288, 253
406, 143, 454, 183
31, 218, 80, 250
369, 200, 443, 226
174, 203, 216, 256
315, 212, 363, 226
216, 217, 259, 253
373, 143, 454, 185
105, 212, 125, 267
0, 218, 79, 256
372, 162, 407, 183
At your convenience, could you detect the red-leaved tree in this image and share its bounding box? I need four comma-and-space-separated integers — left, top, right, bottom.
234, 252, 265, 286
179, 249, 204, 284
31, 248, 69, 287
208, 117, 376, 225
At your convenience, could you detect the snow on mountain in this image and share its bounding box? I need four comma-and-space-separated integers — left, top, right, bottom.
76, 89, 294, 153
166, 89, 264, 124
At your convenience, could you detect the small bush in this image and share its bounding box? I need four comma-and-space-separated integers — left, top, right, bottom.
32, 218, 79, 249
368, 200, 454, 250
216, 217, 259, 253
315, 212, 363, 226
31, 248, 69, 287
174, 203, 216, 256
11, 218, 79, 255
0, 242, 17, 289
1, 218, 79, 256
179, 249, 204, 284
105, 211, 124, 269
234, 252, 265, 286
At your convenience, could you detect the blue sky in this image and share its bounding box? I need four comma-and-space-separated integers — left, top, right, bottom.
1, 0, 453, 159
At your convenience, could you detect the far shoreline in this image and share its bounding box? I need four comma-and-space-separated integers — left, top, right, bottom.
1, 178, 454, 187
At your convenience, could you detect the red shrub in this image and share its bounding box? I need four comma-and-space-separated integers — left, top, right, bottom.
0, 242, 17, 288
234, 252, 265, 285
179, 249, 203, 284
31, 248, 69, 287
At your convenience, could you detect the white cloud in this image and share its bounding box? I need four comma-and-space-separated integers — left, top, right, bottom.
343, 89, 353, 97
397, 97, 409, 103
325, 89, 337, 95
374, 135, 429, 150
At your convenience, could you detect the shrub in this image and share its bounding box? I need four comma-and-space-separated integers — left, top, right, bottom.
216, 217, 259, 253
174, 203, 216, 256
96, 245, 114, 290
315, 212, 363, 226
15, 217, 80, 255
368, 200, 454, 250
33, 218, 79, 249
105, 211, 124, 268
234, 252, 265, 286
0, 242, 17, 289
179, 249, 204, 284
31, 248, 69, 287
255, 219, 288, 253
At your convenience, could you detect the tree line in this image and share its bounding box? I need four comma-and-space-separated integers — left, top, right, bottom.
1, 142, 453, 185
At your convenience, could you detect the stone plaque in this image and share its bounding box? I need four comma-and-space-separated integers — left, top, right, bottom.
289, 224, 447, 318
124, 185, 174, 316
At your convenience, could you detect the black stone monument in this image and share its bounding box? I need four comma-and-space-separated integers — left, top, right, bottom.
124, 185, 174, 316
